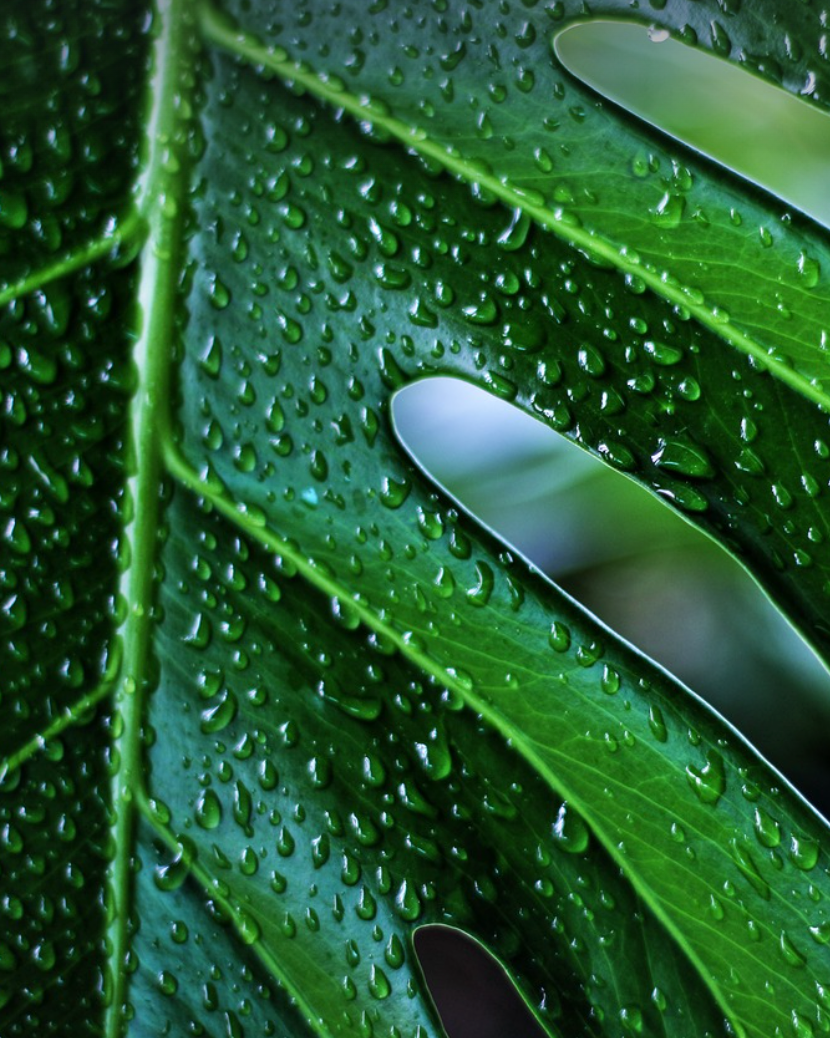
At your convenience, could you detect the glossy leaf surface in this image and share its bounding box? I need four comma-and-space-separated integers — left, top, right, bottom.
1, 2, 829, 1038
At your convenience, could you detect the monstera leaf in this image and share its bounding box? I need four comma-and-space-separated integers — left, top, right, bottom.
2, 1, 830, 1037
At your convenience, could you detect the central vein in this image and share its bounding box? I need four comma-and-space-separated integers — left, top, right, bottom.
104, 0, 196, 1033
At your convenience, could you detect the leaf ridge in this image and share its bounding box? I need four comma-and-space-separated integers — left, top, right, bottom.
199, 1, 830, 414
0, 655, 120, 781
102, 1, 198, 1032
0, 209, 145, 310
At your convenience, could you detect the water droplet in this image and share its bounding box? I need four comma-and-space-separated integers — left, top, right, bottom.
209, 273, 231, 309
790, 833, 820, 871
238, 910, 261, 945
395, 878, 422, 921
619, 1003, 643, 1034
384, 934, 405, 969
414, 728, 452, 780
379, 475, 411, 509
466, 562, 494, 607
0, 188, 28, 229
601, 665, 621, 695
779, 930, 806, 969
374, 262, 411, 290
652, 437, 715, 478
648, 704, 668, 742
729, 837, 770, 899
157, 970, 178, 996
651, 192, 685, 228
463, 294, 499, 326
753, 806, 781, 848
797, 252, 820, 288
233, 781, 252, 831
369, 964, 391, 999
686, 749, 725, 804
643, 340, 683, 366
578, 343, 606, 377
552, 802, 590, 854
549, 621, 571, 652
809, 921, 830, 945
200, 688, 238, 733
195, 788, 222, 830
498, 208, 532, 251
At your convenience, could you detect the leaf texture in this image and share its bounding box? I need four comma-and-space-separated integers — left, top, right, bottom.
1, 2, 829, 1038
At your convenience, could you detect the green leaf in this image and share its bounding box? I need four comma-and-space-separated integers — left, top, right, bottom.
1, 1, 829, 1038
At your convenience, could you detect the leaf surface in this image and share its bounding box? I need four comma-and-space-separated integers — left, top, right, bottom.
2, 2, 830, 1038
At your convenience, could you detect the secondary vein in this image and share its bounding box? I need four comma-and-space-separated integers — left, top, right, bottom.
0, 659, 120, 781
0, 209, 145, 310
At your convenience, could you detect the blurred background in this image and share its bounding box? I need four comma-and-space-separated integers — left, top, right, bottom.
394, 22, 830, 1037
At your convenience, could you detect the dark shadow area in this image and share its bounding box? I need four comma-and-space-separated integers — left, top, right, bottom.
414, 926, 548, 1038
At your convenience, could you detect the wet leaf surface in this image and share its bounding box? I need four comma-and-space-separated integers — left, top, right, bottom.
2, 2, 830, 1037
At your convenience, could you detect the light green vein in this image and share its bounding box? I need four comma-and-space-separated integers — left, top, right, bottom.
103, 0, 196, 1034
0, 209, 145, 310
198, 1, 830, 414
161, 438, 743, 1037
0, 643, 121, 781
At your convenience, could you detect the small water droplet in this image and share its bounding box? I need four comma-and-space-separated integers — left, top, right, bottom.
686, 749, 725, 804
779, 930, 806, 969
552, 802, 590, 854
790, 833, 820, 871
652, 437, 715, 478
651, 192, 685, 228
195, 788, 222, 830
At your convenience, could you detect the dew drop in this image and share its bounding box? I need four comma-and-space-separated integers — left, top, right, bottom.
685, 749, 725, 805
208, 274, 231, 309
549, 621, 571, 652
552, 802, 590, 854
753, 806, 781, 848
651, 192, 685, 228
790, 834, 820, 871
728, 837, 770, 899
779, 930, 807, 969
195, 788, 222, 830
369, 964, 391, 1000
797, 252, 820, 289
648, 704, 668, 742
652, 437, 715, 479
200, 689, 238, 734
466, 562, 494, 607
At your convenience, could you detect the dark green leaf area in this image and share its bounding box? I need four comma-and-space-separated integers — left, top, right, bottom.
1, 261, 137, 755
217, 0, 830, 388
179, 47, 830, 670
143, 488, 729, 1038
0, 0, 150, 282
132, 826, 303, 1038
0, 722, 111, 1037
168, 46, 830, 1038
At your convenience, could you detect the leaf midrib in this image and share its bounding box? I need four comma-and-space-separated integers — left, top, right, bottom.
101, 0, 196, 1033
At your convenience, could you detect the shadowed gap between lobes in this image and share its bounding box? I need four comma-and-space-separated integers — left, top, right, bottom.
553, 20, 830, 231
414, 926, 549, 1038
